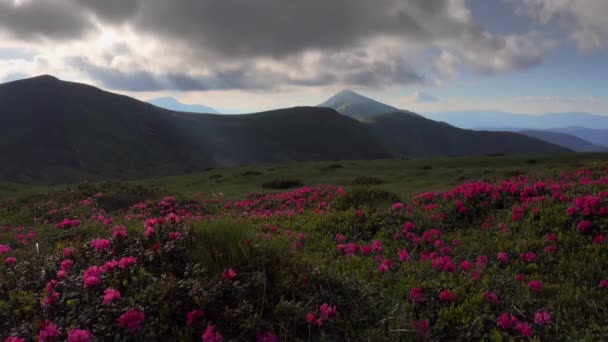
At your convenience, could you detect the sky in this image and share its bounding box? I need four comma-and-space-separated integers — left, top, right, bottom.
0, 0, 607, 115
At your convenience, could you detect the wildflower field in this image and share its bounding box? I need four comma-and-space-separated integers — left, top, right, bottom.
1, 158, 608, 341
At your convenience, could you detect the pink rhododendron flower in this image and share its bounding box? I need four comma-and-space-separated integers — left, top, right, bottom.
403, 221, 416, 234
534, 311, 551, 326
42, 292, 60, 308
409, 287, 424, 302
411, 319, 429, 338
378, 259, 393, 272
577, 220, 592, 233
546, 233, 558, 242
391, 202, 405, 210
371, 240, 383, 253
497, 252, 509, 263
60, 259, 74, 271
202, 324, 223, 342
102, 288, 121, 305
118, 256, 137, 269
169, 231, 181, 240
118, 308, 145, 333
83, 275, 101, 288
520, 252, 537, 263
360, 245, 372, 255
438, 289, 456, 303
4, 256, 16, 267
63, 247, 76, 257
483, 291, 500, 305
515, 274, 526, 282
90, 239, 111, 252
514, 322, 533, 337
319, 303, 337, 320
306, 313, 321, 326
39, 320, 61, 341
335, 233, 346, 243
544, 245, 557, 254
5, 337, 25, 342
598, 279, 608, 288
398, 249, 410, 262
67, 329, 93, 342
111, 225, 127, 239
256, 331, 279, 342
144, 226, 155, 237
103, 259, 119, 271
223, 268, 237, 280
460, 260, 472, 272
496, 313, 518, 330
0, 244, 11, 255
186, 309, 204, 327
528, 280, 543, 292
354, 209, 364, 217
593, 234, 605, 244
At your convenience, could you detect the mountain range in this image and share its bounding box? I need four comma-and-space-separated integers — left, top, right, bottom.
423, 110, 608, 130
0, 76, 579, 183
148, 96, 219, 114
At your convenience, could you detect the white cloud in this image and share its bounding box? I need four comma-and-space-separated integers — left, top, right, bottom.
514, 0, 608, 52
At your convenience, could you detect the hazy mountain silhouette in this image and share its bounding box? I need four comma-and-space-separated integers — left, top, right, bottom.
148, 96, 219, 114
519, 130, 608, 152
424, 110, 608, 130
362, 112, 569, 157
0, 76, 571, 183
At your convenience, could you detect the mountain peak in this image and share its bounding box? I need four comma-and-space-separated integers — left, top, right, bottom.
318, 89, 399, 119
30, 74, 61, 82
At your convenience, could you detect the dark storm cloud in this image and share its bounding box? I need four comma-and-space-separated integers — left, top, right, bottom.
70, 0, 141, 23
0, 0, 89, 40
0, 0, 548, 91
0, 0, 464, 57
132, 0, 459, 58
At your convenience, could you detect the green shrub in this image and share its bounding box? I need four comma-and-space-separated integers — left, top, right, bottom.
261, 179, 302, 189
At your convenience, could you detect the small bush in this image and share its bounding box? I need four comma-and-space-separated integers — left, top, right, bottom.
261, 179, 302, 189
209, 174, 223, 180
422, 165, 433, 170
241, 170, 263, 176
322, 163, 343, 170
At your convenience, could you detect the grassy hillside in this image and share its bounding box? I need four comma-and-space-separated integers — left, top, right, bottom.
364, 112, 570, 157
5, 153, 608, 199
2, 156, 608, 340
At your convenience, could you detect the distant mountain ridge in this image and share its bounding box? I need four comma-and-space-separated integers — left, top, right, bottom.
148, 96, 219, 114
362, 112, 568, 157
0, 77, 573, 183
423, 110, 608, 130
519, 130, 608, 152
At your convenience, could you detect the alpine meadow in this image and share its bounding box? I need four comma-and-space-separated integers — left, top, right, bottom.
1, 1, 608, 341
